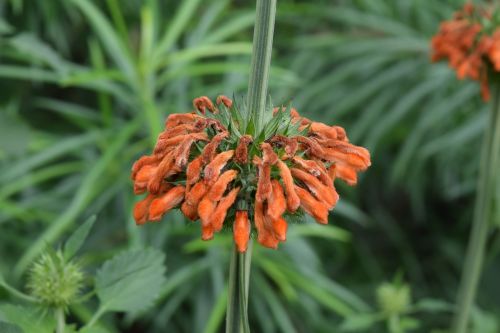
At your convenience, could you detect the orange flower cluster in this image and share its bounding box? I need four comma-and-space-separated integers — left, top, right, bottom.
131, 96, 371, 252
431, 3, 500, 100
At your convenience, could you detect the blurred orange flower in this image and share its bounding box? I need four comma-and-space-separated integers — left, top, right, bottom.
431, 3, 500, 101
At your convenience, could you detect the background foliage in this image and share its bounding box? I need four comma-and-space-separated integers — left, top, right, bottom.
0, 0, 499, 332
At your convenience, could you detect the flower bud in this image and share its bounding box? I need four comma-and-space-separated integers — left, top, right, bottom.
27, 251, 84, 308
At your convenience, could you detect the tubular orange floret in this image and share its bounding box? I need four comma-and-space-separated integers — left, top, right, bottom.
185, 181, 208, 206
133, 194, 156, 225
198, 196, 217, 230
202, 224, 215, 240
147, 151, 180, 194
254, 156, 272, 203
186, 156, 204, 187
260, 142, 279, 165
334, 163, 358, 185
204, 150, 234, 185
131, 155, 158, 180
276, 159, 300, 212
154, 134, 188, 155
291, 168, 338, 209
289, 107, 311, 125
208, 169, 238, 202
216, 95, 233, 108
254, 200, 279, 249
202, 131, 229, 164
292, 156, 322, 176
193, 96, 216, 114
310, 122, 341, 140
174, 137, 195, 168
268, 135, 298, 157
234, 211, 250, 252
165, 113, 199, 129
181, 201, 199, 221
148, 186, 185, 221
295, 136, 325, 158
267, 180, 286, 222
182, 181, 208, 221
270, 217, 287, 242
158, 123, 198, 141
323, 143, 371, 170
211, 187, 240, 232
294, 185, 329, 224
235, 135, 253, 164
431, 3, 500, 101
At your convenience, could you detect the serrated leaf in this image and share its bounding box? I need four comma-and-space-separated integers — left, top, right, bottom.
63, 215, 96, 261
0, 305, 55, 333
95, 248, 166, 313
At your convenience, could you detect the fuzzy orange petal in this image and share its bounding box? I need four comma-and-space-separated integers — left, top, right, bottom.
266, 180, 286, 222
148, 186, 185, 221
133, 194, 156, 225
207, 169, 238, 202
193, 96, 216, 114
295, 186, 329, 224
216, 95, 233, 108
334, 163, 358, 185
211, 187, 240, 232
201, 131, 229, 164
165, 113, 199, 129
270, 216, 287, 242
254, 200, 279, 249
261, 142, 279, 165
291, 168, 338, 209
204, 150, 234, 185
276, 159, 300, 212
186, 156, 204, 188
198, 196, 217, 230
254, 156, 272, 203
235, 135, 253, 164
131, 155, 158, 180
234, 211, 251, 252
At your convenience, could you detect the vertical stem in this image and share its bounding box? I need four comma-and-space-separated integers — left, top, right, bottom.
226, 241, 253, 333
246, 0, 277, 133
452, 81, 500, 333
55, 308, 65, 333
225, 1, 276, 331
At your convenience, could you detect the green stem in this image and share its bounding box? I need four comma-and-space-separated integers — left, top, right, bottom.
0, 279, 38, 303
225, 0, 275, 331
246, 0, 277, 134
55, 308, 65, 333
452, 81, 500, 333
226, 240, 253, 333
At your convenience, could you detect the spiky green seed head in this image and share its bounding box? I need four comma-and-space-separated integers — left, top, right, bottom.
376, 282, 411, 316
26, 250, 84, 308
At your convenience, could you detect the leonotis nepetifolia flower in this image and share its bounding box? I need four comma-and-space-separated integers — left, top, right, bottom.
431, 3, 500, 100
131, 96, 371, 252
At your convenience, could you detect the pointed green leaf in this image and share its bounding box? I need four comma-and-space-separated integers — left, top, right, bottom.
63, 215, 96, 261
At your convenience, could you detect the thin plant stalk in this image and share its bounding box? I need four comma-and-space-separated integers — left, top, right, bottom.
55, 308, 65, 333
452, 80, 500, 333
226, 241, 253, 333
246, 0, 277, 134
225, 0, 277, 332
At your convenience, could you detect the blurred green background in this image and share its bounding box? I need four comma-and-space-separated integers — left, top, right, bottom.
1, 0, 499, 332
